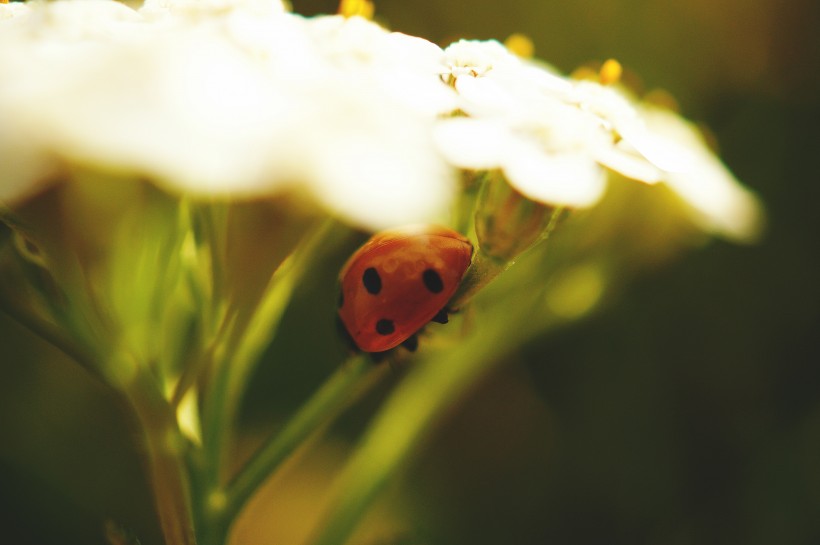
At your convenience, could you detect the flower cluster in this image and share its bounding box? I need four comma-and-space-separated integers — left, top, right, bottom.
435, 39, 761, 240
0, 0, 454, 229
0, 0, 759, 240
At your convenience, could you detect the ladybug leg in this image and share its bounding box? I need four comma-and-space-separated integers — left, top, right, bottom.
335, 316, 360, 353
401, 334, 419, 352
431, 308, 449, 324
370, 350, 391, 363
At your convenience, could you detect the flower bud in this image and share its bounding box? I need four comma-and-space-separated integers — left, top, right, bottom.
474, 171, 563, 263
449, 172, 565, 309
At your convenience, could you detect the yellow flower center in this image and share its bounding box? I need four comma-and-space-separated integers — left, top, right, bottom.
338, 0, 374, 19
598, 58, 623, 85
504, 33, 535, 58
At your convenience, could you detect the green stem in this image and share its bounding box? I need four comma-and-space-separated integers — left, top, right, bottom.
452, 170, 485, 236
126, 367, 197, 545
170, 316, 230, 409
203, 354, 374, 545
305, 308, 536, 545
195, 201, 228, 315
448, 248, 508, 310
450, 204, 566, 310
0, 290, 103, 383
198, 219, 348, 528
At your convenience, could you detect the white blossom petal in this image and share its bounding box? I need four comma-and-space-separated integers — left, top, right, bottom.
503, 143, 607, 207
0, 1, 31, 22
433, 118, 510, 170
304, 15, 456, 116
645, 108, 763, 241
617, 122, 698, 173
140, 0, 286, 20
0, 121, 56, 203
443, 39, 521, 78
454, 75, 520, 117
594, 144, 664, 184
17, 32, 292, 195
305, 96, 455, 229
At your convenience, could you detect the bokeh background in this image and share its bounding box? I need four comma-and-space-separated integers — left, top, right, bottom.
2, 0, 819, 544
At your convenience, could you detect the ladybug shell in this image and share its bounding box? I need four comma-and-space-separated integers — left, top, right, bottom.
338, 225, 473, 353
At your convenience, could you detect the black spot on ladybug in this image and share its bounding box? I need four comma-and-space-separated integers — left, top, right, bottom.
337, 290, 344, 308
422, 269, 444, 293
375, 318, 395, 335
363, 267, 382, 295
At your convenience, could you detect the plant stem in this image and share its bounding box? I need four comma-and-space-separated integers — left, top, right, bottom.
450, 204, 566, 310
304, 313, 530, 545
0, 291, 103, 383
308, 337, 494, 545
126, 367, 197, 545
229, 354, 371, 520
200, 219, 343, 490
448, 248, 508, 310
203, 354, 373, 545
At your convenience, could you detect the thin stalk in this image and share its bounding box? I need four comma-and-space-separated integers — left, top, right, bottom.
170, 313, 232, 409
452, 170, 485, 236
195, 201, 228, 316
199, 219, 345, 497
203, 354, 374, 545
450, 204, 566, 310
0, 291, 103, 383
126, 366, 197, 545
448, 248, 508, 310
305, 304, 539, 545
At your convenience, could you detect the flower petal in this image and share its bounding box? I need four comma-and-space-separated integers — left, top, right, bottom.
644, 107, 764, 241
433, 117, 512, 170
595, 143, 664, 184
618, 122, 698, 173
666, 160, 763, 242
301, 84, 456, 230
503, 143, 607, 207
455, 75, 519, 117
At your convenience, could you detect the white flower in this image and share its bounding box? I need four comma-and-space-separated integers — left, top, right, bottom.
0, 0, 456, 230
140, 0, 287, 20
442, 40, 574, 113
437, 41, 632, 206
300, 14, 457, 116
568, 80, 697, 174
434, 108, 609, 207
0, 1, 30, 23
642, 107, 763, 242
0, 8, 291, 194
435, 39, 761, 239
442, 39, 523, 79
294, 84, 455, 229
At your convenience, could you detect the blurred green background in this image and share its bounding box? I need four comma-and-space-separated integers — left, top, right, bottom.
2, 0, 819, 544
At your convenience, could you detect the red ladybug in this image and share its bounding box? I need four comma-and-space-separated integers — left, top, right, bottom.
337, 225, 473, 353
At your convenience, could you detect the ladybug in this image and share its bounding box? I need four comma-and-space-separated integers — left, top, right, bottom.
337, 225, 473, 354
